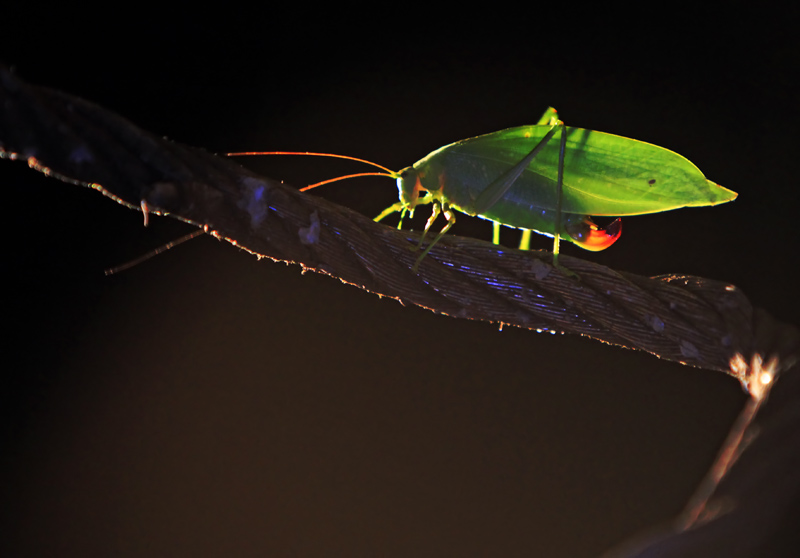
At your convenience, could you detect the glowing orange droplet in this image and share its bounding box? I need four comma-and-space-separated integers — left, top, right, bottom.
571, 218, 622, 251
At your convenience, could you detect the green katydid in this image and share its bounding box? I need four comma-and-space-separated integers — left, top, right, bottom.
230, 107, 737, 270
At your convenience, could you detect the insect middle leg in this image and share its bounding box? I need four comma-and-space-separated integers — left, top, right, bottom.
519, 229, 532, 250
492, 223, 532, 250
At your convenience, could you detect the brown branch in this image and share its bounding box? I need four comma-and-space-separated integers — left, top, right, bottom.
0, 67, 790, 375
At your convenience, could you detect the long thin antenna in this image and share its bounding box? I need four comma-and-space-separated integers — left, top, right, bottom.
300, 172, 393, 192
227, 151, 398, 176
104, 229, 206, 275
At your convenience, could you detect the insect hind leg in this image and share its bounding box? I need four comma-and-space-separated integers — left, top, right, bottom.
552, 121, 567, 267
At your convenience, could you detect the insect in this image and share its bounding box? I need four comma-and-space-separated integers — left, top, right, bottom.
231, 107, 737, 270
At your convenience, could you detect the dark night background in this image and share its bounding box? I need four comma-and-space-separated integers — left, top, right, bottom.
2, 8, 799, 557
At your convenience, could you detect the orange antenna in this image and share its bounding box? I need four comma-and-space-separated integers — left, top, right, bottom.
227, 151, 398, 175
227, 151, 398, 192
300, 172, 394, 192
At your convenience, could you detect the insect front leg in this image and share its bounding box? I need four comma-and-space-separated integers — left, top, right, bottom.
376, 191, 435, 230
412, 202, 456, 272
419, 199, 442, 249
375, 201, 406, 228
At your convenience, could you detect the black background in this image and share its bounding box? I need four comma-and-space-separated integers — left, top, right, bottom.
3, 8, 799, 557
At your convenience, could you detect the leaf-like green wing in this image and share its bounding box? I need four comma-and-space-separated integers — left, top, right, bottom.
416, 125, 736, 217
